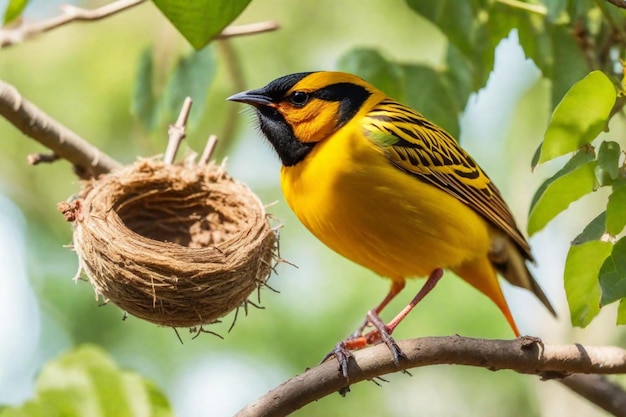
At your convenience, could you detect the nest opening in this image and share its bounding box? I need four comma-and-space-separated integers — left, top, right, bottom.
66, 159, 278, 328
116, 187, 239, 248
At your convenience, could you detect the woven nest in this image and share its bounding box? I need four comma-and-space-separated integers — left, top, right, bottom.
58, 158, 278, 328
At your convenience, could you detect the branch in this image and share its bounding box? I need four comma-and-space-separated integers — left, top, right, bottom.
0, 0, 278, 49
0, 79, 122, 177
0, 0, 146, 48
235, 336, 626, 417
216, 21, 280, 39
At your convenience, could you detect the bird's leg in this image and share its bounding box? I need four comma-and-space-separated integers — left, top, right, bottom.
323, 269, 444, 378
360, 268, 444, 346
350, 280, 406, 338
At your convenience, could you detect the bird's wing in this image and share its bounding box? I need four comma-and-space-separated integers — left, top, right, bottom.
363, 98, 532, 259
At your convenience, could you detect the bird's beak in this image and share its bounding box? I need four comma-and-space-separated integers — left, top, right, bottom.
227, 90, 274, 107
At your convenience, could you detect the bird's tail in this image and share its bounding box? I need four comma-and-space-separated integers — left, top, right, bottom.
490, 237, 557, 317
451, 257, 522, 337
451, 236, 556, 337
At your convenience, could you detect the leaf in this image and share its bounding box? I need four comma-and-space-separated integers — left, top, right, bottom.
529, 148, 595, 218
152, 0, 252, 49
131, 48, 158, 131
599, 237, 626, 305
539, 71, 616, 164
528, 158, 598, 236
405, 0, 477, 57
530, 142, 542, 171
606, 183, 626, 236
337, 48, 405, 100
1, 345, 172, 417
564, 240, 613, 328
402, 64, 460, 138
442, 44, 473, 115
548, 24, 590, 109
572, 211, 606, 245
618, 298, 626, 325
546, 0, 567, 21
3, 0, 28, 25
596, 140, 621, 186
405, 0, 494, 89
162, 46, 216, 128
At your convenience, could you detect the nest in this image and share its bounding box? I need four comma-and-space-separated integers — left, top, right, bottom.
59, 158, 278, 328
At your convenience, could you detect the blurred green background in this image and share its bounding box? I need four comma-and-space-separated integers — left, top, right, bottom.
0, 0, 624, 416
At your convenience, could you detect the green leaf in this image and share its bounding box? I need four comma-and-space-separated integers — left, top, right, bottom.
3, 0, 28, 25
599, 237, 626, 305
606, 184, 626, 236
546, 0, 567, 21
530, 142, 542, 171
572, 211, 607, 245
596, 140, 621, 186
564, 240, 613, 327
131, 48, 158, 131
618, 298, 626, 324
402, 64, 460, 138
405, 0, 477, 57
162, 46, 216, 128
539, 71, 616, 164
152, 0, 252, 49
529, 148, 595, 216
528, 158, 598, 236
548, 24, 590, 109
406, 0, 495, 89
442, 44, 473, 115
338, 48, 405, 101
1, 345, 172, 417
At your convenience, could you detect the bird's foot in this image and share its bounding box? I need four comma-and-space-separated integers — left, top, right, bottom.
322, 310, 405, 379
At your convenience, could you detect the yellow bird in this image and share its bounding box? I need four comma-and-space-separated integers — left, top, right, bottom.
228, 71, 555, 368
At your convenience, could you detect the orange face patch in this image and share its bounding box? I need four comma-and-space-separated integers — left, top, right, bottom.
277, 98, 341, 144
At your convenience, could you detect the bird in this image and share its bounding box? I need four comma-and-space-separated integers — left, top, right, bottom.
228, 71, 556, 373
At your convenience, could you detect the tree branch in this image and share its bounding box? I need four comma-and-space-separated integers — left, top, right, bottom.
0, 79, 122, 177
0, 0, 146, 48
0, 0, 278, 49
235, 336, 626, 417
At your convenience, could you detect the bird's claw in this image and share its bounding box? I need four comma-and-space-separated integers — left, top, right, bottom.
321, 341, 354, 380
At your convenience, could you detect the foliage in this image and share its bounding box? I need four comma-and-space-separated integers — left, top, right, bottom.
0, 345, 172, 417
2, 0, 28, 25
152, 0, 252, 49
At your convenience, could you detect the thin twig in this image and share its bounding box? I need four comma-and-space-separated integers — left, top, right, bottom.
199, 135, 218, 166
1, 0, 278, 50
27, 152, 60, 165
164, 97, 192, 165
0, 79, 122, 177
216, 21, 280, 39
235, 336, 626, 417
0, 0, 146, 48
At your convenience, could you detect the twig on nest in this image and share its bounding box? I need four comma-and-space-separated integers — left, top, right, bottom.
199, 135, 219, 166
235, 336, 626, 417
0, 79, 122, 177
164, 97, 193, 165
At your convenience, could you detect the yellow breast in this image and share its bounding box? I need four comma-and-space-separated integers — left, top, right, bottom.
280, 119, 493, 281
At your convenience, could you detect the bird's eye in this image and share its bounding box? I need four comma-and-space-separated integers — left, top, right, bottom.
288, 91, 309, 107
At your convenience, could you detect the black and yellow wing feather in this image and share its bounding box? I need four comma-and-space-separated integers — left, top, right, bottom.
363, 98, 533, 261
